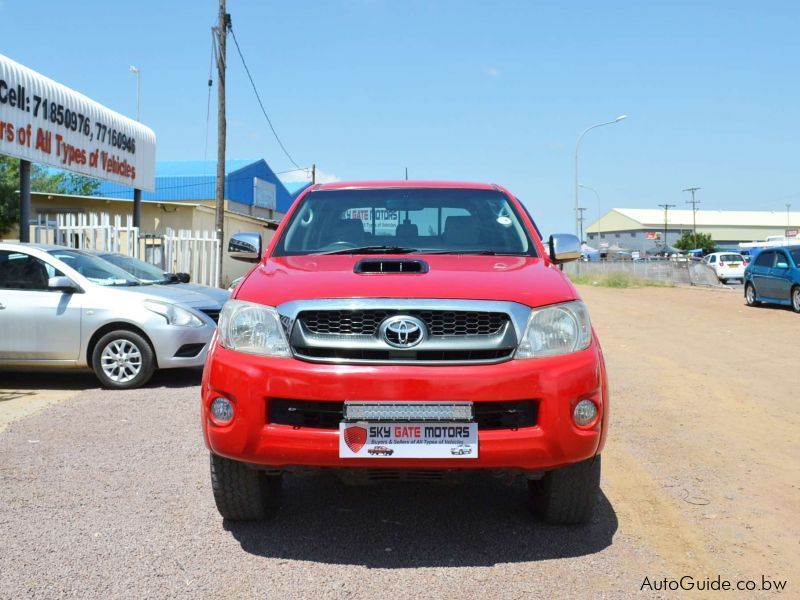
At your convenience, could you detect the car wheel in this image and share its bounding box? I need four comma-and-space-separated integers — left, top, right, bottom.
210, 453, 281, 521
720, 278, 727, 284
745, 283, 761, 307
91, 330, 155, 389
792, 286, 800, 313
528, 456, 601, 525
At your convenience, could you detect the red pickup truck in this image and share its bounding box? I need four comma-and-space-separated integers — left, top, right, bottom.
202, 181, 608, 524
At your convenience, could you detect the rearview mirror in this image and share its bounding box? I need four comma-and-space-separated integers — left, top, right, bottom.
48, 276, 81, 293
548, 234, 581, 264
175, 272, 191, 283
228, 232, 263, 263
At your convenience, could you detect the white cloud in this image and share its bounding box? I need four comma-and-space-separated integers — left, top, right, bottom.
484, 67, 501, 78
279, 167, 340, 184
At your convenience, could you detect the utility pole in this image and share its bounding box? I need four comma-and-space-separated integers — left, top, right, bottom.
683, 187, 701, 248
405, 167, 408, 181
658, 204, 676, 255
787, 203, 792, 229
312, 163, 316, 184
214, 1, 230, 288
577, 207, 588, 243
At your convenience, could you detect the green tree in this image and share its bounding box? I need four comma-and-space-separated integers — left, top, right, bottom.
674, 230, 716, 253
0, 157, 100, 234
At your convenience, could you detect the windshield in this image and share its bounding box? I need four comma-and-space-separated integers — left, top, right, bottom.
99, 253, 172, 284
48, 249, 141, 286
720, 254, 743, 262
274, 188, 537, 256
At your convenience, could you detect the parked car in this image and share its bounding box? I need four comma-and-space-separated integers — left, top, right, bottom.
95, 252, 230, 306
744, 246, 800, 312
0, 243, 222, 389
201, 181, 608, 525
702, 251, 746, 283
450, 444, 472, 456
367, 446, 394, 456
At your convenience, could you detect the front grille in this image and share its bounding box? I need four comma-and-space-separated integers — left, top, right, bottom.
199, 308, 220, 323
268, 399, 538, 430
299, 309, 508, 337
295, 347, 514, 362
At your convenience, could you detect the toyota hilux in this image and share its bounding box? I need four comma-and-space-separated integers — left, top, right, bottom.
201, 181, 609, 524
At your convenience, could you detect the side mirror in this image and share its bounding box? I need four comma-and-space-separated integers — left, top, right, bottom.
175, 272, 191, 283
48, 276, 81, 293
548, 234, 581, 264
228, 232, 263, 263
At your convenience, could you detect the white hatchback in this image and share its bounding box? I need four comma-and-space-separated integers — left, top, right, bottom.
703, 252, 746, 283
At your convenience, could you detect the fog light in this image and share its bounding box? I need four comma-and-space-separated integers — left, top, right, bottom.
210, 397, 234, 424
573, 399, 598, 427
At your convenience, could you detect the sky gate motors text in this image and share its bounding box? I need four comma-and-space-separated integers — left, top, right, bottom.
368, 425, 472, 439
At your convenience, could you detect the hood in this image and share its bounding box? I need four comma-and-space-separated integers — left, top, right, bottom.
236, 255, 577, 308
123, 284, 224, 308
174, 283, 231, 306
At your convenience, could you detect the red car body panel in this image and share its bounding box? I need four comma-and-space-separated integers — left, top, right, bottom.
202, 181, 609, 473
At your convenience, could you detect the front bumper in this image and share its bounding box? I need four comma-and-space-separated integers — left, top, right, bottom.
147, 319, 216, 369
201, 340, 609, 472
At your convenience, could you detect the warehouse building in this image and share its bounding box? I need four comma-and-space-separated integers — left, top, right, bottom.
96, 159, 312, 220
585, 208, 800, 253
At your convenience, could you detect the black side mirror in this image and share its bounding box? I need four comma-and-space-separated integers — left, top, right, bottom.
175, 272, 191, 283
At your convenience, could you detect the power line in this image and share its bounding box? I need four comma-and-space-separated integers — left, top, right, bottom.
229, 26, 302, 170
203, 28, 215, 173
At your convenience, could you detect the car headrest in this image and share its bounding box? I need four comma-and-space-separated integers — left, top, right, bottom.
395, 223, 419, 239
333, 218, 367, 241
443, 216, 478, 246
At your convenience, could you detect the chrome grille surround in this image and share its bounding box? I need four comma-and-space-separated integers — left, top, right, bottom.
276, 299, 531, 365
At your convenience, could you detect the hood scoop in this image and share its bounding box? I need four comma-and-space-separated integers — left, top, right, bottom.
354, 258, 429, 274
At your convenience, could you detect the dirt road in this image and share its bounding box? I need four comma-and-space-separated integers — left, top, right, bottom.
0, 286, 796, 598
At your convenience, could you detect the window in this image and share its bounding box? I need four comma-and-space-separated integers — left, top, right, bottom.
754, 252, 773, 268
0, 251, 63, 291
708, 255, 717, 264
775, 253, 790, 269
47, 249, 139, 286
630, 232, 636, 237
614, 233, 621, 238
276, 188, 537, 256
588, 233, 595, 240
790, 248, 800, 267
600, 233, 606, 239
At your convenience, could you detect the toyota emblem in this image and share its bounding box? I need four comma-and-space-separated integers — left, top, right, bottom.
379, 315, 426, 348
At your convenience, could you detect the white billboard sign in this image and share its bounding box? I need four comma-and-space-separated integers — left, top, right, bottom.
0, 54, 156, 191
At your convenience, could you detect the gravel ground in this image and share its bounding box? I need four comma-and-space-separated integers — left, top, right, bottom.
0, 368, 657, 599
2, 285, 796, 598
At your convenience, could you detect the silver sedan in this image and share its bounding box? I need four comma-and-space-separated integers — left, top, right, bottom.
0, 243, 221, 389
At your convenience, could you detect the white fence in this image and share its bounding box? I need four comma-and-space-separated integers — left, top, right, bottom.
31, 212, 221, 287
163, 228, 220, 288
33, 213, 140, 256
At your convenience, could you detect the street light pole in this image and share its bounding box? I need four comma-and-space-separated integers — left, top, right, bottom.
129, 65, 140, 121
683, 187, 701, 248
579, 183, 602, 241
787, 203, 792, 229
574, 115, 627, 237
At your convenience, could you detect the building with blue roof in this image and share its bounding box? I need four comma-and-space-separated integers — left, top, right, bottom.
96, 159, 311, 216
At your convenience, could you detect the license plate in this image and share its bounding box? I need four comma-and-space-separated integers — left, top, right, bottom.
729, 263, 740, 268
339, 421, 478, 459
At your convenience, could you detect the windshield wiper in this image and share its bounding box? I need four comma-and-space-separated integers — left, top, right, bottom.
317, 245, 420, 255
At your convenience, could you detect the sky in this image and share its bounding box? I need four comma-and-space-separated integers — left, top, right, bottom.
3, 0, 799, 233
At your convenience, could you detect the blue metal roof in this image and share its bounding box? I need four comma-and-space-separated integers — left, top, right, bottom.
95, 159, 310, 213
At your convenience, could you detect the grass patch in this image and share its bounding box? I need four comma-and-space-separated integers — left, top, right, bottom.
569, 272, 674, 288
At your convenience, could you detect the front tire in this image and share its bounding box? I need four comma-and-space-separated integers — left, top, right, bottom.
210, 453, 281, 521
792, 286, 800, 313
91, 330, 155, 389
745, 283, 761, 307
529, 456, 601, 525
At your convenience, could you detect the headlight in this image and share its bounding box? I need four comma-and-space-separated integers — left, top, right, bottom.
515, 300, 592, 358
144, 300, 204, 327
217, 300, 291, 357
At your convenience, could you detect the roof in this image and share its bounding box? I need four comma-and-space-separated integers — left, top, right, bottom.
608, 208, 800, 228
315, 180, 497, 191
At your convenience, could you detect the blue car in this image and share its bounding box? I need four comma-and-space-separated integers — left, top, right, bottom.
743, 246, 800, 312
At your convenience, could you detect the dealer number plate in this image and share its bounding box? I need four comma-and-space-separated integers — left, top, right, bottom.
339, 421, 478, 459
